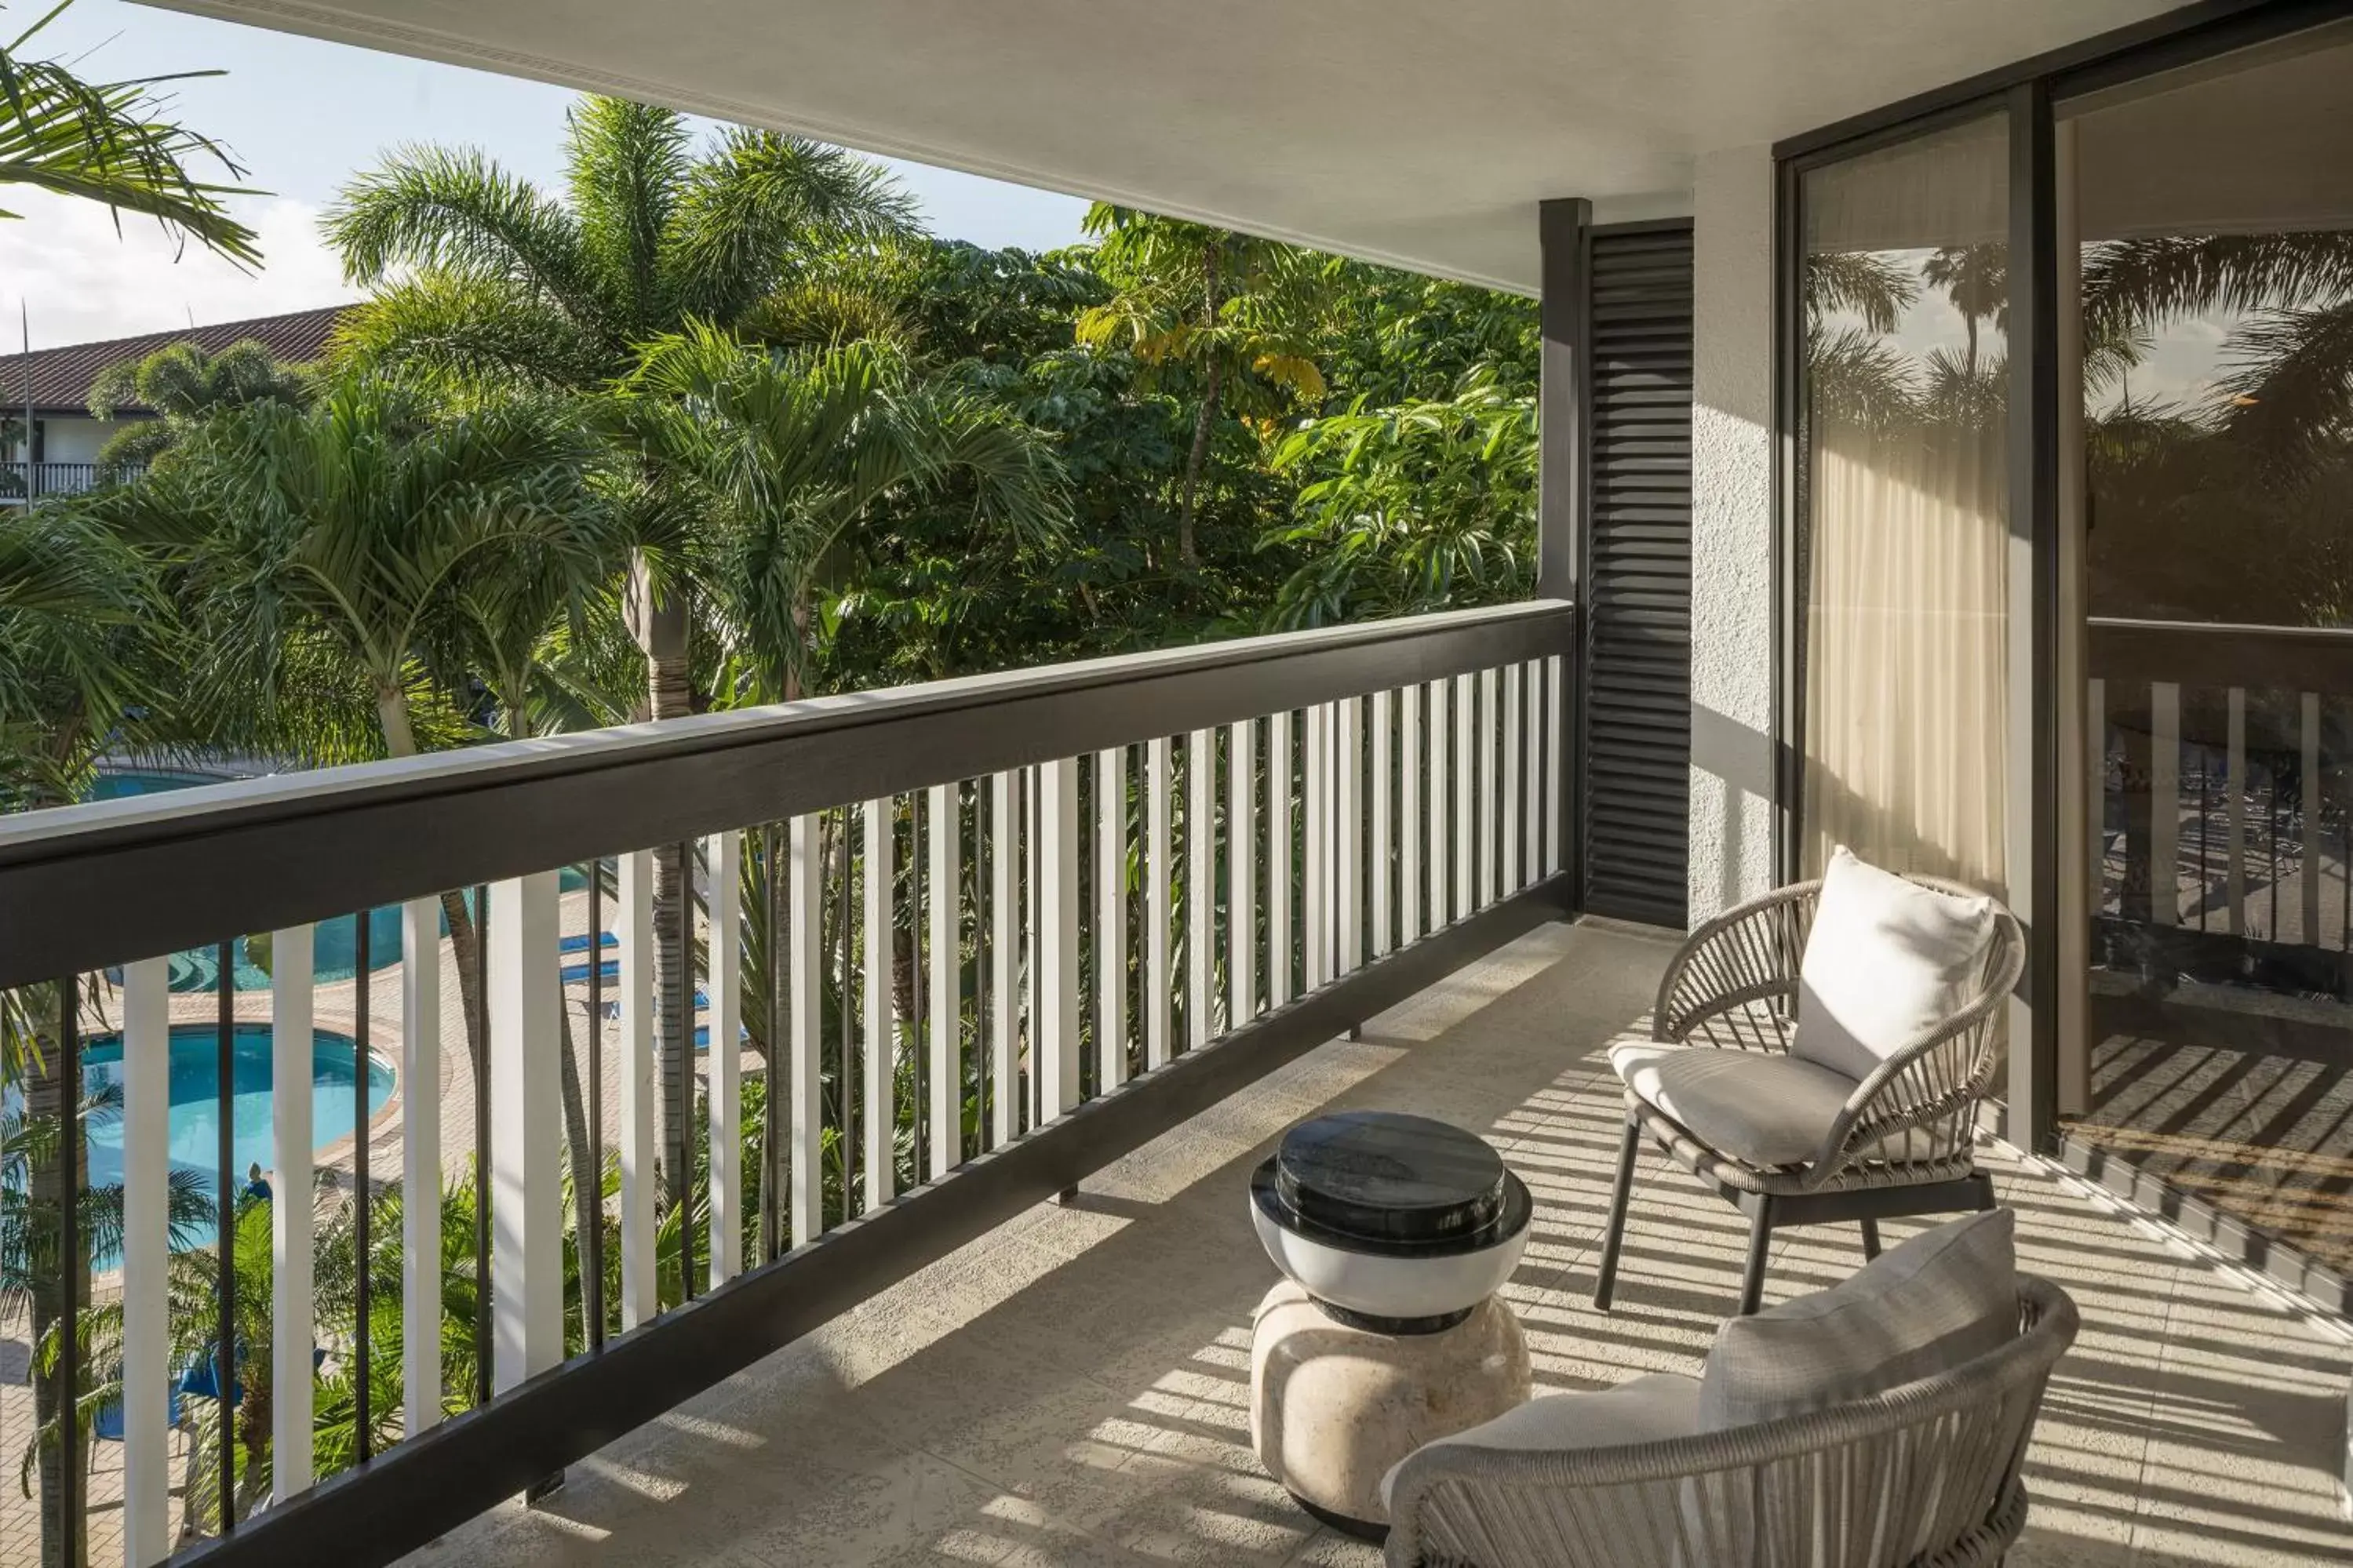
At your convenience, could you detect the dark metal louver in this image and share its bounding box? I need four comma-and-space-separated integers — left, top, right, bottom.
1582, 222, 1693, 929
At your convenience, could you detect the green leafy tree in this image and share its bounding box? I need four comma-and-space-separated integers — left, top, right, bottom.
1075, 206, 1330, 566
1268, 366, 1536, 627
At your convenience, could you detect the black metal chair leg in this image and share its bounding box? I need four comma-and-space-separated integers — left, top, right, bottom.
1592, 1112, 1642, 1312
1859, 1217, 1882, 1260
1738, 1198, 1776, 1316
1972, 1171, 1998, 1210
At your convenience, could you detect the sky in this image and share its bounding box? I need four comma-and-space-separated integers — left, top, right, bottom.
6, 0, 1093, 350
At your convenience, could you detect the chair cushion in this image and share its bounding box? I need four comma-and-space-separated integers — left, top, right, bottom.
1609, 1039, 1858, 1169
1698, 1208, 2017, 1431
1379, 1373, 1701, 1509
1793, 847, 2000, 1084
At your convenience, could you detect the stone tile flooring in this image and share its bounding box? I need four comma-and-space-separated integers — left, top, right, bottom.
398, 919, 2353, 1567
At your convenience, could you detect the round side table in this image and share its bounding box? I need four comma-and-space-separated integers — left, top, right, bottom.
1247, 1111, 1534, 1539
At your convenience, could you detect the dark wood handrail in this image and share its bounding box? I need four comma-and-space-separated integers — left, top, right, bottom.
0, 599, 1573, 989
2087, 616, 2353, 696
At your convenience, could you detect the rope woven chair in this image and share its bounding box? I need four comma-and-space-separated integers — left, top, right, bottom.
1384, 1275, 2078, 1568
1593, 875, 2027, 1315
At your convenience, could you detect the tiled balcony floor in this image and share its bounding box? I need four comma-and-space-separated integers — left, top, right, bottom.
400, 919, 2353, 1568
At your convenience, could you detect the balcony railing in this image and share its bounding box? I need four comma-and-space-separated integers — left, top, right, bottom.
2089, 616, 2353, 990
0, 599, 1575, 1568
0, 460, 137, 503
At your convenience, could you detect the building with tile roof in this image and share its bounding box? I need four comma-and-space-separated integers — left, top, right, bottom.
0, 304, 349, 490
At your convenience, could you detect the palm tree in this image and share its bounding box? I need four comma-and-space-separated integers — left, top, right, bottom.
0, 0, 259, 266
620, 325, 1062, 1223
325, 96, 919, 1184
85, 337, 314, 470
456, 508, 632, 1315
1075, 206, 1329, 566
100, 373, 613, 1141
624, 323, 1067, 703
1923, 243, 2007, 380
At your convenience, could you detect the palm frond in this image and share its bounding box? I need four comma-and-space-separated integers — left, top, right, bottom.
0, 2, 260, 264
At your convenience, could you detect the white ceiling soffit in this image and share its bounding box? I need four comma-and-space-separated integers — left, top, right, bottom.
148, 0, 2189, 293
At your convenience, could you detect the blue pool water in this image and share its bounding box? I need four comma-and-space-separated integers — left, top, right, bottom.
78, 1023, 395, 1257
91, 768, 585, 991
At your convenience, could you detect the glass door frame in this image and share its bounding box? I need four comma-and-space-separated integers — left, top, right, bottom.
1769, 0, 2353, 1159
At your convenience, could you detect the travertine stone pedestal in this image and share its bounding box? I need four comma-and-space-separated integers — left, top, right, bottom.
1249, 1278, 1532, 1536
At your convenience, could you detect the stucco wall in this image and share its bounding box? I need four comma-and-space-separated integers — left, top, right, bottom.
1686, 144, 1777, 927
9, 415, 122, 465
38, 417, 115, 464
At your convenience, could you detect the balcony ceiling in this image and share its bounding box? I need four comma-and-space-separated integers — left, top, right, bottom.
152, 0, 2185, 292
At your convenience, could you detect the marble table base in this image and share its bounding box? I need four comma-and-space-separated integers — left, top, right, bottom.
1249, 1277, 1532, 1535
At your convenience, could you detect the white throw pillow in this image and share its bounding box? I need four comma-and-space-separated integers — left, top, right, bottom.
1794, 846, 1999, 1084
1697, 1209, 2017, 1431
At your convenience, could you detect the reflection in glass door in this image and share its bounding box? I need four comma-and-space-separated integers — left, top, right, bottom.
2062, 24, 2353, 1299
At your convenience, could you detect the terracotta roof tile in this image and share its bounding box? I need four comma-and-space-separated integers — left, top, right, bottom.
0, 304, 351, 415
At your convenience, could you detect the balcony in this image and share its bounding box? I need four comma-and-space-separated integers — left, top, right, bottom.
6, 602, 2350, 1568
396, 920, 2353, 1568
0, 463, 134, 504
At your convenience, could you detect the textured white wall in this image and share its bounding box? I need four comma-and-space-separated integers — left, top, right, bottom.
1686, 143, 1777, 927
38, 417, 113, 464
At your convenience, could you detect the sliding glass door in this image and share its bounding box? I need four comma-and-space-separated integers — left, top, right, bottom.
2060, 23, 2353, 1293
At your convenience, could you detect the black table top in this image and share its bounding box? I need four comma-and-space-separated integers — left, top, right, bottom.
1271, 1111, 1508, 1249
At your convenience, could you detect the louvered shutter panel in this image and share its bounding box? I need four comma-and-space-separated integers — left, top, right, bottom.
1582, 224, 1693, 928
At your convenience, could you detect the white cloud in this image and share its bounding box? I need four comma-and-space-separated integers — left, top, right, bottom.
0, 191, 359, 350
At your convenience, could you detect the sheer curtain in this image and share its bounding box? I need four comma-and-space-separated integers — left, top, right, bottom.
1800, 115, 2011, 893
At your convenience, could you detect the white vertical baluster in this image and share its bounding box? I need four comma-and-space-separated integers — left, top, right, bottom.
1304, 705, 1328, 988
786, 820, 821, 1245
1146, 738, 1174, 1068
1429, 678, 1451, 926
1455, 673, 1477, 918
2227, 688, 2247, 936
1269, 711, 1295, 1008
706, 831, 741, 1285
1544, 654, 1565, 875
1371, 689, 1393, 959
1025, 770, 1041, 1127
862, 800, 894, 1209
1338, 697, 1364, 974
990, 773, 1019, 1138
1522, 661, 1543, 886
401, 901, 442, 1428
1186, 728, 1215, 1042
1040, 758, 1081, 1115
1228, 720, 1257, 1022
618, 851, 657, 1320
121, 958, 168, 1563
1478, 666, 1499, 908
271, 922, 315, 1493
2303, 691, 2323, 945
2151, 683, 2180, 927
928, 784, 961, 1176
1096, 751, 1127, 1090
1401, 686, 1422, 944
2086, 678, 2107, 911
490, 872, 563, 1392
1502, 664, 1523, 896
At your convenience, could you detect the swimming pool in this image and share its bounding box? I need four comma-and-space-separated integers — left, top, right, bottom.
92, 767, 585, 991
78, 1023, 396, 1257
